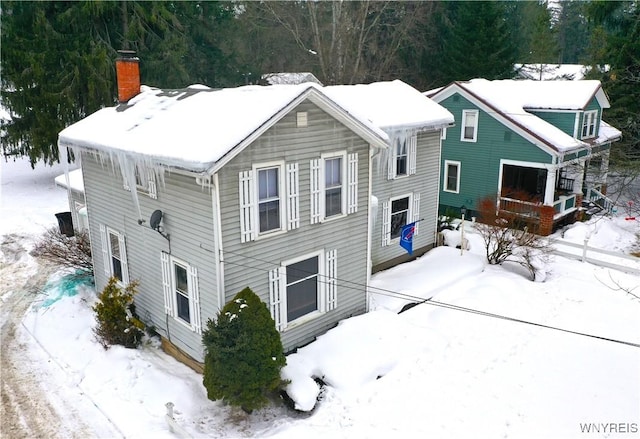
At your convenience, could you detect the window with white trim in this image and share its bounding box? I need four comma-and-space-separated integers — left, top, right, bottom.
99, 225, 129, 284
160, 253, 202, 333
310, 152, 358, 223
444, 160, 461, 193
124, 165, 157, 199
381, 193, 420, 246
461, 110, 479, 142
388, 134, 417, 179
239, 161, 299, 242
257, 166, 281, 233
581, 110, 598, 139
269, 249, 337, 331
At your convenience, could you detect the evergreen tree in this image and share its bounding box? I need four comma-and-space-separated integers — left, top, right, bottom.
431, 1, 518, 85
0, 1, 239, 166
202, 287, 286, 413
585, 0, 640, 162
510, 1, 559, 65
93, 278, 144, 349
555, 0, 592, 63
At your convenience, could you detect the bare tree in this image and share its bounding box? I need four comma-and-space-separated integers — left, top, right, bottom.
475, 195, 552, 281
31, 227, 93, 276
262, 1, 425, 85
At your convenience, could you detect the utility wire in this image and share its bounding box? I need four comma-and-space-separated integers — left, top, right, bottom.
221, 249, 640, 349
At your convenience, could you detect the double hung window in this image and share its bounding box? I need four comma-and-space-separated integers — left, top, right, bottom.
581, 110, 597, 139
381, 193, 421, 246
258, 167, 281, 233
388, 134, 417, 179
268, 249, 337, 331
310, 152, 358, 224
123, 165, 157, 199
99, 225, 129, 285
444, 160, 461, 193
324, 155, 345, 218
239, 161, 300, 242
161, 253, 201, 333
461, 110, 479, 142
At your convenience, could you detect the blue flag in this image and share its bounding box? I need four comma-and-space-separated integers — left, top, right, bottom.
400, 222, 416, 255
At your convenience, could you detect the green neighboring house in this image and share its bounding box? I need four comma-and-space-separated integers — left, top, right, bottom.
427, 79, 622, 235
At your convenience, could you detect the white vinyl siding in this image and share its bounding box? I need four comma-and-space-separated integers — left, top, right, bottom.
388, 134, 417, 179
99, 224, 129, 284
461, 110, 479, 142
160, 253, 201, 334
310, 152, 358, 222
239, 161, 299, 241
444, 160, 461, 193
581, 110, 598, 139
268, 249, 338, 331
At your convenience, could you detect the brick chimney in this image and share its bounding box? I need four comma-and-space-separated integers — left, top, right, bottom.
116, 50, 140, 103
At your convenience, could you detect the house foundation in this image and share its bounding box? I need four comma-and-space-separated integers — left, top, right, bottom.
160, 337, 204, 374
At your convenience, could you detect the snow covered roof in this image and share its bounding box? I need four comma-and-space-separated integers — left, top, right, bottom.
261, 72, 323, 86
59, 80, 452, 174
427, 78, 616, 154
595, 120, 622, 144
54, 168, 84, 193
59, 83, 390, 173
324, 80, 454, 133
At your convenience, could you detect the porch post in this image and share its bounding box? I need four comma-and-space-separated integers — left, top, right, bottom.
544, 167, 556, 206
573, 161, 585, 195
600, 151, 610, 195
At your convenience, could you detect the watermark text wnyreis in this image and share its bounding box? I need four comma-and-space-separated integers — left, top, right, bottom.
579, 423, 638, 434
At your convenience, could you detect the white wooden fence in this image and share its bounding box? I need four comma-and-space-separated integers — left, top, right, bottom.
549, 238, 640, 275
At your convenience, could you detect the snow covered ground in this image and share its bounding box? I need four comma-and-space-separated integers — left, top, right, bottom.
1, 157, 639, 438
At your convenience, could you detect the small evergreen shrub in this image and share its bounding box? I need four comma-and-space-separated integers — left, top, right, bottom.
202, 287, 287, 413
93, 277, 144, 349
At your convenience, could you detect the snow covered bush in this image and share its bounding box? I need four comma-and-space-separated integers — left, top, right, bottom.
93, 278, 144, 349
475, 195, 551, 281
31, 227, 93, 276
202, 287, 287, 413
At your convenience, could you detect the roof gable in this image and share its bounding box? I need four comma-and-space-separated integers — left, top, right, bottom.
59, 83, 389, 174
427, 79, 613, 154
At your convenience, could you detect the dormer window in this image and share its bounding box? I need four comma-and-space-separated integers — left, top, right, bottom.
581, 110, 598, 139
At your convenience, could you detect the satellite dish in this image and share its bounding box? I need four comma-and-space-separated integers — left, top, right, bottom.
150, 210, 163, 230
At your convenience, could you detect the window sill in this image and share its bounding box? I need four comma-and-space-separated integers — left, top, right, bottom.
321, 213, 347, 223
173, 314, 196, 332
255, 228, 287, 241
443, 189, 460, 194
282, 310, 324, 332
460, 138, 477, 143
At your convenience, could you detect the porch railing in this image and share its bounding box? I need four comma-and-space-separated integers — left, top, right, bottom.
553, 194, 577, 218
499, 197, 541, 218
557, 177, 575, 192
585, 187, 616, 214
499, 194, 577, 220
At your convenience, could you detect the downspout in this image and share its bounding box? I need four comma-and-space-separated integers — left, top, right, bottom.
435, 128, 444, 245
365, 146, 374, 312
212, 173, 226, 313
